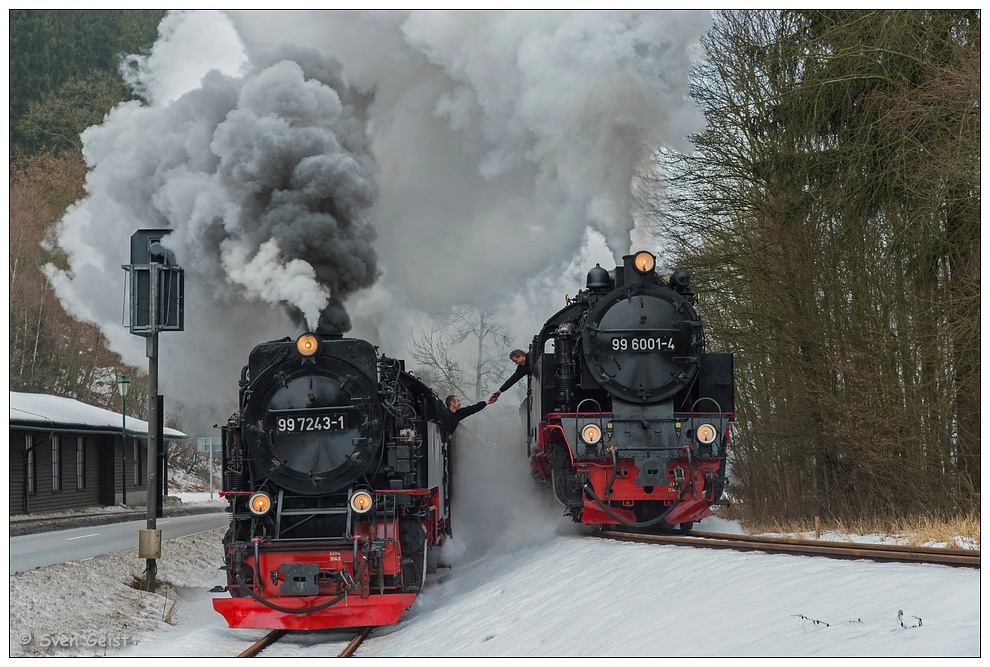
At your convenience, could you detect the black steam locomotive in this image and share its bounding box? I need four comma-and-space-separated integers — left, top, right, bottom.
522, 250, 734, 531
213, 332, 451, 630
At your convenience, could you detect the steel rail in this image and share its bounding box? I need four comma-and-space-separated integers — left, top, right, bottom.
238, 629, 287, 658
338, 627, 373, 657
237, 626, 370, 658
598, 530, 980, 568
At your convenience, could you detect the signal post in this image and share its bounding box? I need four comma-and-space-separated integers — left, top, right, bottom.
123, 230, 184, 593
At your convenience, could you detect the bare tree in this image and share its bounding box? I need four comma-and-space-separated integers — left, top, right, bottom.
409, 307, 512, 402
448, 307, 513, 402
9, 150, 135, 406
409, 319, 467, 401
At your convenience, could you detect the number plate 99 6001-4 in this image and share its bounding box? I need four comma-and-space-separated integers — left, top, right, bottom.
610, 335, 676, 352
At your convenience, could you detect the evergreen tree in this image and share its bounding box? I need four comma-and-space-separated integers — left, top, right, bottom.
9, 9, 166, 155
661, 10, 980, 520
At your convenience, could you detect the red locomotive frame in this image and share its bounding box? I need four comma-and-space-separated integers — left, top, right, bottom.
519, 250, 735, 531
531, 411, 732, 529
213, 487, 448, 630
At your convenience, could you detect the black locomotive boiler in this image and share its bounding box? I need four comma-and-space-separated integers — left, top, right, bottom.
213, 331, 452, 630
522, 250, 735, 531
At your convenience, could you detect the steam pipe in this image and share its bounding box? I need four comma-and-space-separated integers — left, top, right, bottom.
683, 445, 697, 498
604, 448, 618, 500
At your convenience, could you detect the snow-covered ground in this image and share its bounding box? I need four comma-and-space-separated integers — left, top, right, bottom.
8, 430, 981, 658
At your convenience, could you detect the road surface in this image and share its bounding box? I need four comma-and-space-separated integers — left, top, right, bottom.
10, 512, 228, 574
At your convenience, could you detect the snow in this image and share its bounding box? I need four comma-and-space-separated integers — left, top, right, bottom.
10, 391, 186, 438
8, 435, 982, 658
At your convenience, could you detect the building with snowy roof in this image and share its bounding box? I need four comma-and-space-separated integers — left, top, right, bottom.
9, 391, 187, 515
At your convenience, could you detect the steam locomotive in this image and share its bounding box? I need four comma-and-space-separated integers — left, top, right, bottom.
212, 332, 451, 630
522, 250, 734, 531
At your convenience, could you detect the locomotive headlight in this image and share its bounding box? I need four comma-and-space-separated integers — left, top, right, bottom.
248, 491, 272, 516
349, 489, 374, 514
581, 423, 603, 445
695, 423, 718, 445
633, 251, 656, 274
296, 332, 321, 357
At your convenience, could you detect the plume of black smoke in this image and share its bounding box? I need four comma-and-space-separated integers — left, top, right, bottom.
43, 10, 710, 432
224, 9, 710, 324
165, 46, 380, 333
47, 30, 379, 339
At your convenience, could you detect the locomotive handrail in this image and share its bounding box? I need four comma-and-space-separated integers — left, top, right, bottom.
575, 398, 604, 413
689, 397, 725, 415
276, 507, 349, 516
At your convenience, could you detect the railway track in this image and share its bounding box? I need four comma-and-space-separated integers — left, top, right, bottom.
237, 626, 372, 658
597, 530, 981, 568
238, 630, 286, 658
339, 627, 373, 657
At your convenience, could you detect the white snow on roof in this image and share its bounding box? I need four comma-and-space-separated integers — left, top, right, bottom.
9, 392, 186, 438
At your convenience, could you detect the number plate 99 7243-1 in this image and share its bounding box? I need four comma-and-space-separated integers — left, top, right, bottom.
275, 413, 347, 433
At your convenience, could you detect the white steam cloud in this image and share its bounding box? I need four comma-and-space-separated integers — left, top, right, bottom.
44, 10, 709, 432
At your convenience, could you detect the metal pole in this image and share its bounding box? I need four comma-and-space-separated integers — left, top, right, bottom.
118, 373, 130, 506
146, 331, 159, 593
122, 392, 127, 506
209, 439, 214, 500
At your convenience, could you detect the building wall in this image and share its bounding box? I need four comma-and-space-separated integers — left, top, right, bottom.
10, 429, 148, 515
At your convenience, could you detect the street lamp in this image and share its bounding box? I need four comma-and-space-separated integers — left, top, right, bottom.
117, 373, 130, 505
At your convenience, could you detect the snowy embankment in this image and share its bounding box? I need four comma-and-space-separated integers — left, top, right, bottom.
9, 497, 980, 658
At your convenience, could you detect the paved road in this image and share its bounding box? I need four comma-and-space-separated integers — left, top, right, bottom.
9, 512, 229, 574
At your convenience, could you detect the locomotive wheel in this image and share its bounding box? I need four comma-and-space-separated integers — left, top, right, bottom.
222, 528, 253, 598
227, 560, 252, 598
399, 520, 428, 592
549, 445, 583, 510
677, 521, 695, 534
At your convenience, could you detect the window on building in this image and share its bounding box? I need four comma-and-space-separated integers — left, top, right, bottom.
52, 436, 62, 492
76, 436, 86, 491
25, 435, 36, 494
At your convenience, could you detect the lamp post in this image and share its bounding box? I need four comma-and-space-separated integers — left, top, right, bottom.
117, 373, 130, 505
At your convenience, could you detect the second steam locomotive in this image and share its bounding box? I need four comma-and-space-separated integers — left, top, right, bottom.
522, 250, 735, 531
213, 331, 451, 630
